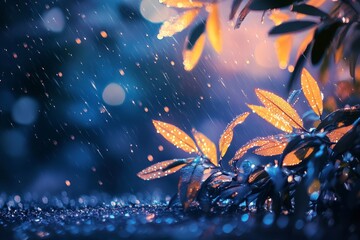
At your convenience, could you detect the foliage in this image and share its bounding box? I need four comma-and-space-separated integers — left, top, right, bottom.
157, 0, 360, 88
138, 69, 360, 216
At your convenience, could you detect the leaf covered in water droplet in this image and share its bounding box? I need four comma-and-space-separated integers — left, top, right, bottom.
192, 129, 218, 166
247, 104, 293, 133
301, 68, 323, 117
255, 89, 303, 130
219, 112, 250, 158
153, 120, 198, 154
137, 158, 192, 180
158, 9, 200, 39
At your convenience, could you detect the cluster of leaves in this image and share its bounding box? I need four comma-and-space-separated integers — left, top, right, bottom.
138, 69, 360, 215
157, 0, 360, 87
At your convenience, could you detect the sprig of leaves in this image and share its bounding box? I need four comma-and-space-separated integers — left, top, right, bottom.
138, 69, 360, 214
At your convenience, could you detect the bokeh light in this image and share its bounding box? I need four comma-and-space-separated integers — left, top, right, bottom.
11, 97, 39, 125
140, 0, 177, 23
42, 7, 65, 32
102, 83, 126, 106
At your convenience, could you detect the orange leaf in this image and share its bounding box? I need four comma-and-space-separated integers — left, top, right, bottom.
137, 159, 191, 180
160, 0, 203, 8
157, 9, 200, 39
301, 68, 323, 117
153, 120, 198, 153
247, 104, 293, 133
274, 34, 293, 69
254, 136, 288, 156
206, 4, 222, 53
219, 112, 250, 158
282, 147, 314, 167
326, 125, 353, 144
255, 89, 303, 130
230, 137, 272, 164
183, 33, 206, 71
192, 129, 218, 166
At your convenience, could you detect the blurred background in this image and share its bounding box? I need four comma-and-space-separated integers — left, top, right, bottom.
0, 0, 357, 197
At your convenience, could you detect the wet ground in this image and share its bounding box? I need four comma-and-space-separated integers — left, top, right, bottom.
0, 193, 358, 240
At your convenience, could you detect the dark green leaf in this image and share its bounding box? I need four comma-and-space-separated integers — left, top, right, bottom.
311, 21, 344, 64
332, 118, 360, 159
316, 105, 360, 132
291, 4, 329, 18
288, 42, 312, 91
229, 0, 244, 20
234, 0, 252, 29
269, 20, 317, 35
349, 53, 359, 83
186, 21, 206, 50
178, 159, 205, 209
249, 0, 295, 10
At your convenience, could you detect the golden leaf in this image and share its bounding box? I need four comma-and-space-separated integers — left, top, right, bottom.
247, 104, 293, 133
160, 0, 203, 8
301, 68, 323, 117
192, 129, 218, 166
274, 34, 293, 69
157, 9, 200, 39
254, 137, 288, 156
255, 89, 303, 130
153, 120, 198, 153
183, 33, 206, 71
282, 147, 314, 167
326, 125, 353, 144
219, 112, 250, 158
137, 159, 191, 180
230, 137, 274, 163
206, 4, 222, 53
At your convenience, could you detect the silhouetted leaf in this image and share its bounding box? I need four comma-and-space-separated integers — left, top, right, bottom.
316, 105, 360, 132
178, 160, 205, 209
332, 118, 360, 159
192, 129, 218, 166
137, 158, 192, 180
311, 21, 343, 64
288, 42, 312, 91
186, 21, 206, 50
255, 89, 304, 130
301, 68, 323, 117
292, 4, 328, 18
269, 20, 318, 35
157, 9, 200, 39
183, 22, 206, 71
206, 4, 222, 53
229, 0, 244, 20
234, 0, 252, 29
249, 0, 295, 10
280, 134, 326, 167
219, 112, 250, 157
349, 53, 359, 82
